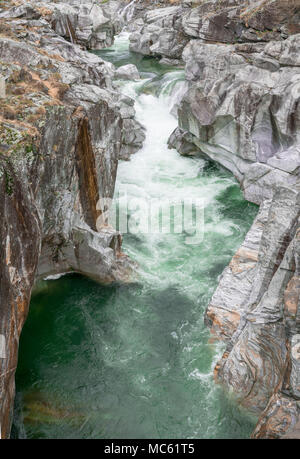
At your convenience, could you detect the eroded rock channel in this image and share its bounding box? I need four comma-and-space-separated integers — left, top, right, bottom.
0, 0, 300, 439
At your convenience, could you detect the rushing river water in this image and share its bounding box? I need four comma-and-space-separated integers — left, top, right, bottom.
13, 34, 258, 439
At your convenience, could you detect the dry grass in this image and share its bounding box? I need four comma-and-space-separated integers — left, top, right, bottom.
37, 48, 65, 63
36, 6, 53, 17
0, 64, 69, 136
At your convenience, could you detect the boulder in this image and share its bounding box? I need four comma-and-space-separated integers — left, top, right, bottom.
114, 63, 140, 80
129, 5, 189, 59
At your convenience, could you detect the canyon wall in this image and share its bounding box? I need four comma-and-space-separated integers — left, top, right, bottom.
126, 0, 300, 438
0, 0, 144, 438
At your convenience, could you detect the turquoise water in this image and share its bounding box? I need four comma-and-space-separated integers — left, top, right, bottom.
13, 34, 258, 439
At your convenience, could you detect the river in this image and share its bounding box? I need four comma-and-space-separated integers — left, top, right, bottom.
13, 33, 257, 439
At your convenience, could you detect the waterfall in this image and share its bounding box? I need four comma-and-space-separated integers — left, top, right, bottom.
157, 71, 189, 115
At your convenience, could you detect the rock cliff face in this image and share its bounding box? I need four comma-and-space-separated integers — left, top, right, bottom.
129, 5, 189, 61
126, 0, 300, 438
170, 34, 300, 205
0, 0, 144, 438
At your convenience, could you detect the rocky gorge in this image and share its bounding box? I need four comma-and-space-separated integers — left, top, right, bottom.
0, 0, 300, 440
0, 0, 145, 438
129, 0, 300, 439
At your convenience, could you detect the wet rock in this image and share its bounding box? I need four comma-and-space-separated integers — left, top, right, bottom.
119, 118, 146, 160
114, 63, 140, 81
252, 393, 300, 439
206, 186, 300, 435
116, 94, 146, 160
168, 128, 200, 157
205, 200, 271, 341
159, 57, 183, 67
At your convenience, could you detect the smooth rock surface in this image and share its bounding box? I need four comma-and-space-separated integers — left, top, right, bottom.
114, 63, 140, 80
0, 0, 141, 438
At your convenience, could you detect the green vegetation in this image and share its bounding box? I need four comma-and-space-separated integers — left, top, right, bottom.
3, 168, 13, 195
